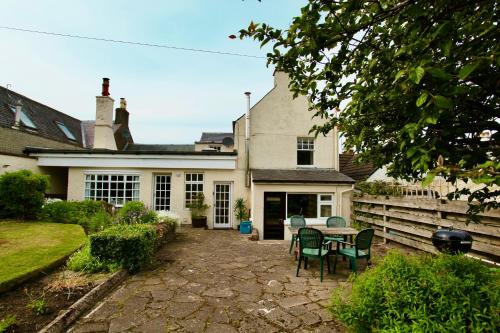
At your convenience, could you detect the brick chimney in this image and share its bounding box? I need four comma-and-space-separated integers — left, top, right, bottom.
115, 98, 129, 126
94, 78, 117, 150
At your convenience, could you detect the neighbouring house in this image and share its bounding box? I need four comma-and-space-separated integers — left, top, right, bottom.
0, 79, 133, 197
23, 73, 355, 240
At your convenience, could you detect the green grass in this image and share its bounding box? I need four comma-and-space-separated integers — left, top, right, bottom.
0, 221, 86, 285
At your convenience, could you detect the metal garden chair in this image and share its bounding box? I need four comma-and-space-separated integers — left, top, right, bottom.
333, 228, 374, 273
289, 215, 306, 254
296, 227, 331, 282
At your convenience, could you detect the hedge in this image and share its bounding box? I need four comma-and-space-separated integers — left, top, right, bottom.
0, 170, 49, 219
89, 224, 157, 272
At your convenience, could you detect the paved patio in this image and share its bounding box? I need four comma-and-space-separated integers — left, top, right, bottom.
69, 227, 369, 333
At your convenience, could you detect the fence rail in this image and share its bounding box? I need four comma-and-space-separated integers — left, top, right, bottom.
351, 195, 500, 263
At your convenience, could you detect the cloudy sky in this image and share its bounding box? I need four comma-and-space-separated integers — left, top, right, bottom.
0, 0, 304, 144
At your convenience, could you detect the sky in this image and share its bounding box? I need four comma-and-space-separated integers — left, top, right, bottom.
0, 0, 305, 144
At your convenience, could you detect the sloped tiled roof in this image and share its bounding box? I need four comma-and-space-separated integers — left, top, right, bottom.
339, 153, 378, 181
0, 86, 84, 147
124, 143, 195, 152
252, 169, 355, 184
197, 132, 233, 144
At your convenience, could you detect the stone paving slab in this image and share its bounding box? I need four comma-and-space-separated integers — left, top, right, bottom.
68, 228, 374, 332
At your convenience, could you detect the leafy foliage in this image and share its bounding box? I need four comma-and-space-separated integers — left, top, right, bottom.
354, 181, 401, 197
240, 0, 499, 218
0, 315, 16, 333
89, 224, 158, 272
117, 201, 158, 224
0, 170, 49, 219
330, 251, 500, 332
26, 298, 48, 316
39, 200, 112, 234
67, 243, 120, 273
187, 193, 210, 218
234, 198, 250, 223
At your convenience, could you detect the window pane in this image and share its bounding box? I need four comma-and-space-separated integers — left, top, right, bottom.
297, 151, 313, 165
287, 194, 317, 218
320, 205, 332, 217
320, 195, 332, 201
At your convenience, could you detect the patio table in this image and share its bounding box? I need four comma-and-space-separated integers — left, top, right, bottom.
289, 226, 359, 262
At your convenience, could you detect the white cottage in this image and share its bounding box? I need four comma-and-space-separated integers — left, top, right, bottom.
26, 72, 355, 240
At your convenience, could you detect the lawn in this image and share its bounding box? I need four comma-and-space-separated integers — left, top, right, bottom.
0, 221, 86, 287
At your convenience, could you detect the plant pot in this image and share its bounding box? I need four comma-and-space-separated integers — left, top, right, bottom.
192, 216, 207, 228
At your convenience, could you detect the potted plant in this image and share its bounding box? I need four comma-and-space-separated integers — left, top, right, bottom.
234, 198, 251, 233
187, 192, 210, 228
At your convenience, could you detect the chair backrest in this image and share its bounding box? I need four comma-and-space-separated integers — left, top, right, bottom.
326, 216, 346, 228
290, 215, 306, 228
298, 227, 324, 256
355, 228, 375, 251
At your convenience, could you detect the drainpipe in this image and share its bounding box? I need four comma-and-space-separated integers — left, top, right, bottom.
244, 92, 251, 187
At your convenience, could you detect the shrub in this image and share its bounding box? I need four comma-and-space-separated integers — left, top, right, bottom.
330, 251, 500, 332
355, 180, 401, 197
0, 315, 16, 333
67, 243, 120, 273
0, 170, 49, 219
39, 200, 80, 224
39, 200, 113, 234
157, 210, 179, 230
141, 209, 159, 224
86, 210, 113, 233
89, 224, 157, 272
118, 201, 158, 224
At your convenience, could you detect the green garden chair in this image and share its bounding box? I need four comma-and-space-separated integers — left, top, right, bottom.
324, 216, 347, 243
296, 227, 331, 282
333, 228, 374, 273
289, 215, 306, 254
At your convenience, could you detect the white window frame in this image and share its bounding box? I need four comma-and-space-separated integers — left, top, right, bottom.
297, 137, 314, 166
153, 174, 171, 211
185, 172, 204, 207
84, 172, 140, 207
285, 192, 335, 219
9, 105, 37, 129
318, 194, 335, 218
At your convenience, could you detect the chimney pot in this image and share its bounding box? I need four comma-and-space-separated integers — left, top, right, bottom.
120, 98, 127, 110
101, 78, 110, 96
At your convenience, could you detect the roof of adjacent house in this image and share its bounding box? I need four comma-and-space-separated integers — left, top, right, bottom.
252, 169, 355, 184
196, 132, 234, 144
0, 86, 84, 147
124, 143, 195, 152
339, 152, 378, 181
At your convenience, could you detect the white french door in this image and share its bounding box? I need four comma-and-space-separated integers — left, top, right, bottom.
213, 182, 232, 229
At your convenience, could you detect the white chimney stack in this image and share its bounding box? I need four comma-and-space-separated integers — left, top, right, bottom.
94, 78, 117, 150
13, 99, 22, 128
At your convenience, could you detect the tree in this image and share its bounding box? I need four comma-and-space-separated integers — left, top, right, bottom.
240, 0, 499, 220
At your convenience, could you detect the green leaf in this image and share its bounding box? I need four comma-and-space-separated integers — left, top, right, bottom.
459, 62, 479, 80
410, 66, 425, 84
422, 173, 436, 187
428, 68, 452, 81
394, 69, 406, 83
416, 92, 428, 107
433, 95, 452, 109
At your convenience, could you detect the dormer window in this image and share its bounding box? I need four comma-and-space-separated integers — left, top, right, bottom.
55, 121, 77, 141
297, 137, 314, 166
9, 105, 37, 129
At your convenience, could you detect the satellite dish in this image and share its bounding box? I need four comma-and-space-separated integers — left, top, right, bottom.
222, 137, 234, 147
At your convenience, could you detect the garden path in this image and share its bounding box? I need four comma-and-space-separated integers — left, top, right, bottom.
69, 227, 360, 332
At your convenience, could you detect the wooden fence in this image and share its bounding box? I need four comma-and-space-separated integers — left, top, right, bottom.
351, 195, 500, 263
